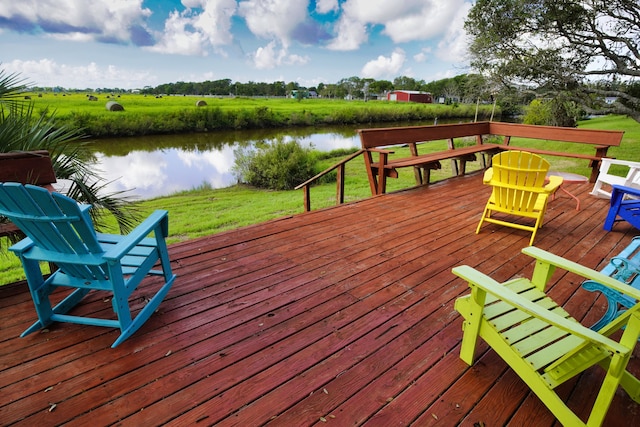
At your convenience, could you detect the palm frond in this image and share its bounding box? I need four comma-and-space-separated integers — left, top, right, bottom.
0, 67, 141, 235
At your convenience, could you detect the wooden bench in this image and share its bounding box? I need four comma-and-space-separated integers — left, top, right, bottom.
358, 121, 624, 195
489, 122, 624, 183
0, 150, 57, 238
358, 122, 501, 195
582, 236, 640, 331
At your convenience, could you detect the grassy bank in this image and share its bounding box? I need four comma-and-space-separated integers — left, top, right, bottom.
1, 115, 638, 285
29, 93, 497, 137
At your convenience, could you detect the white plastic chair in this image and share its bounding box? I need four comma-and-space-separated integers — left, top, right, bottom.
590, 158, 640, 199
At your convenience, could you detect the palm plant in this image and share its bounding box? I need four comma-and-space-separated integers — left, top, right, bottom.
0, 68, 140, 242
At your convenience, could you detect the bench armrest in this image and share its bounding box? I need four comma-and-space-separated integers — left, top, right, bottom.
366, 148, 395, 154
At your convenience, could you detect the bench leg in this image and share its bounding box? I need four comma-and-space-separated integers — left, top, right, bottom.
413, 166, 423, 186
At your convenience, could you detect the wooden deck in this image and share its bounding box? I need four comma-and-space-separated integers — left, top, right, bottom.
1, 173, 639, 426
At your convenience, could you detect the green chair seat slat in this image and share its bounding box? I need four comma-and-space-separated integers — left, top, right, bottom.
486, 295, 560, 329
501, 307, 574, 344
523, 334, 588, 371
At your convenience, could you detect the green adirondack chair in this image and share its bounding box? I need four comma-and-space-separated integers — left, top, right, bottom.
0, 183, 176, 348
453, 246, 640, 426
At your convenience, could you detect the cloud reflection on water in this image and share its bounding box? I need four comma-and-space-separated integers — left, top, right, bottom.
91, 130, 360, 199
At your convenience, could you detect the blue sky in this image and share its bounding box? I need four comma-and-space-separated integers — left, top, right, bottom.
0, 0, 474, 90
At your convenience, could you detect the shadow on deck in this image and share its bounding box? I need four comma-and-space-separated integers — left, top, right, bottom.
1, 173, 639, 426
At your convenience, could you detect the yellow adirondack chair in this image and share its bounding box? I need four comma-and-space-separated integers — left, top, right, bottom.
476, 151, 563, 245
453, 246, 640, 427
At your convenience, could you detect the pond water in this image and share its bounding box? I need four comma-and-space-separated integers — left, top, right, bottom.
88, 119, 456, 200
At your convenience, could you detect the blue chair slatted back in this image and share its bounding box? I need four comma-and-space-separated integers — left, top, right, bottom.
0, 183, 108, 280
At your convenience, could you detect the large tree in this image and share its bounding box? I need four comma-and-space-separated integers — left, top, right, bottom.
465, 0, 640, 121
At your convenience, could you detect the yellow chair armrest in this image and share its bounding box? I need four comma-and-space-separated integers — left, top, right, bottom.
483, 167, 493, 183
544, 175, 563, 192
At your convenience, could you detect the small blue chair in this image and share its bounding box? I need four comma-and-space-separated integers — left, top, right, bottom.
582, 237, 640, 331
0, 183, 176, 347
604, 184, 640, 231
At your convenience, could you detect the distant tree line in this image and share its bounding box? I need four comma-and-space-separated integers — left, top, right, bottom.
134, 74, 499, 104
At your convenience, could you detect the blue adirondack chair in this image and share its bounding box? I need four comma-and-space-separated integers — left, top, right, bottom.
604, 184, 640, 231
0, 182, 176, 347
582, 237, 640, 331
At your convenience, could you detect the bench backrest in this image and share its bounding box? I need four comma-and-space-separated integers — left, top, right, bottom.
0, 150, 57, 186
358, 121, 624, 149
358, 122, 491, 149
489, 122, 624, 146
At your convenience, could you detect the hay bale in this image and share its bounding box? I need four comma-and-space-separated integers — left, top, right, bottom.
106, 101, 124, 111
196, 100, 207, 107
88, 95, 98, 101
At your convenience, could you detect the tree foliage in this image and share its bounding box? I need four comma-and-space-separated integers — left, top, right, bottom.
136, 73, 496, 107
466, 0, 640, 122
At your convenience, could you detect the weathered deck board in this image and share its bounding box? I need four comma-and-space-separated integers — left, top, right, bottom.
1, 173, 639, 426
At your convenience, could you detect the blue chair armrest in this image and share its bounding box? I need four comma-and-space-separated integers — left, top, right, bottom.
103, 210, 169, 261
612, 184, 640, 198
8, 237, 36, 255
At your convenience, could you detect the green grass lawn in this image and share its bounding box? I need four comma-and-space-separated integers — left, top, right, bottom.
27, 93, 496, 137
29, 92, 483, 118
1, 115, 639, 285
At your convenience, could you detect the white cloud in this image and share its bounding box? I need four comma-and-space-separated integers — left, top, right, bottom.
149, 0, 237, 56
362, 48, 406, 78
252, 41, 310, 69
185, 0, 237, 46
436, 2, 472, 63
342, 0, 425, 23
326, 15, 368, 51
236, 0, 312, 71
253, 41, 282, 69
315, 0, 339, 14
0, 0, 152, 44
238, 0, 308, 47
382, 1, 462, 43
5, 59, 155, 89
149, 10, 209, 56
286, 53, 310, 66
328, 0, 467, 49
413, 47, 432, 63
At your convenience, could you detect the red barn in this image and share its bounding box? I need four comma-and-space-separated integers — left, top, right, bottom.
387, 90, 432, 103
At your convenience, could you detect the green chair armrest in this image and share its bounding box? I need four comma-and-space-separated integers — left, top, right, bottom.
453, 264, 629, 354
523, 246, 640, 302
